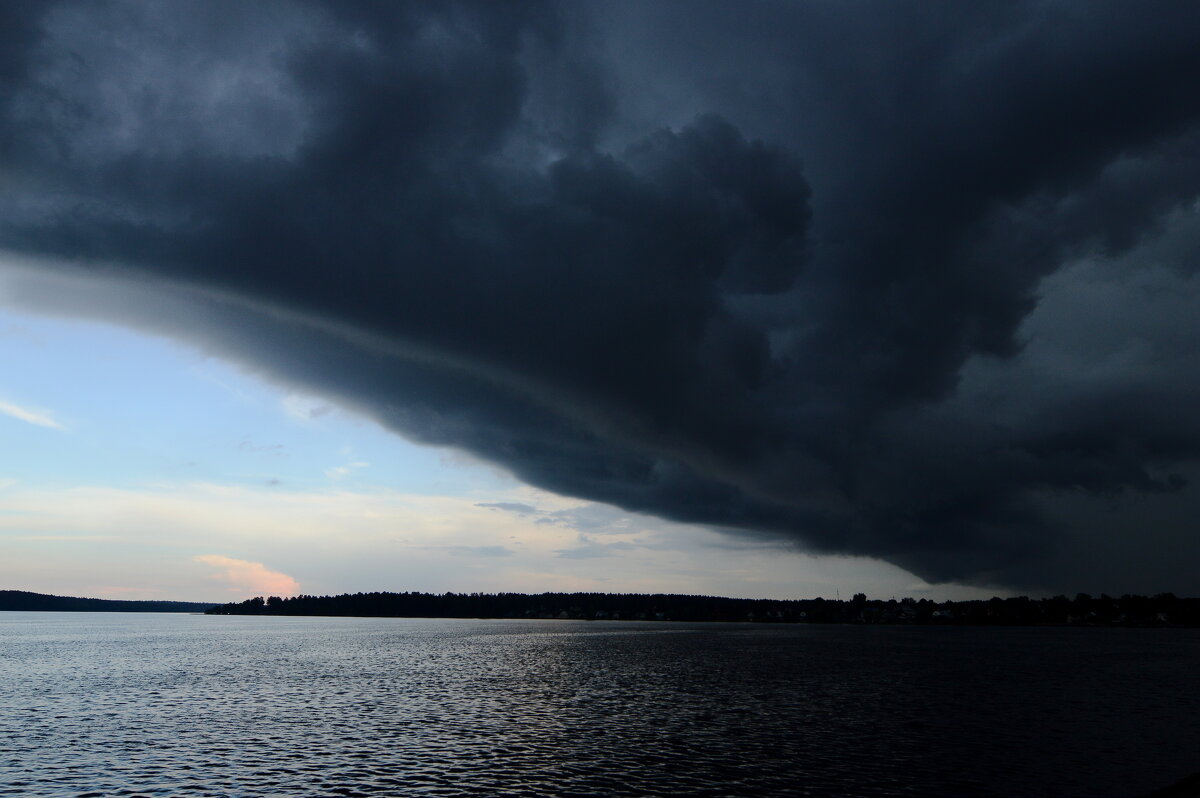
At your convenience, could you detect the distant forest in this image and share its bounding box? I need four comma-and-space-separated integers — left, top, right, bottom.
205, 591, 1200, 626
0, 590, 217, 613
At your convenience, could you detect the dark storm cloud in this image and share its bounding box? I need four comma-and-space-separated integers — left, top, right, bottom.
4, 0, 1200, 592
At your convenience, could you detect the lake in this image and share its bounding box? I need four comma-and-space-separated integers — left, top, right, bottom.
2, 612, 1197, 796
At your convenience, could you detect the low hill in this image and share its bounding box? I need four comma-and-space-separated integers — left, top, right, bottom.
0, 590, 218, 613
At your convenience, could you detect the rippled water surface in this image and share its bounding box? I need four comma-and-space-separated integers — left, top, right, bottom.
2, 613, 1198, 797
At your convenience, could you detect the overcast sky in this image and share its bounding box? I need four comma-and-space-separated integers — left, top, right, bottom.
3, 1, 1200, 600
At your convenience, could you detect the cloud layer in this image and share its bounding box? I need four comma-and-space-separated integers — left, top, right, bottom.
3, 1, 1200, 592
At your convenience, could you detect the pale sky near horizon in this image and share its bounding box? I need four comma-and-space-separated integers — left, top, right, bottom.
0, 302, 1007, 603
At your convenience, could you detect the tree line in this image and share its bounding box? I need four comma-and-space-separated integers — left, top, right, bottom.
204, 590, 1200, 626
0, 590, 216, 613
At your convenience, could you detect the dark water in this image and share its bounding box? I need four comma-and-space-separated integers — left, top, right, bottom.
2, 613, 1198, 797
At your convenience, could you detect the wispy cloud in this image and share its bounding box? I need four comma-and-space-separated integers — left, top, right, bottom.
326, 460, 369, 480
195, 554, 299, 596
282, 394, 332, 423
555, 535, 637, 560
540, 503, 633, 534
424, 544, 517, 558
0, 400, 64, 430
476, 502, 539, 515
238, 440, 285, 454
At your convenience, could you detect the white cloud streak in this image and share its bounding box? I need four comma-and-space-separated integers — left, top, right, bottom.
0, 399, 64, 430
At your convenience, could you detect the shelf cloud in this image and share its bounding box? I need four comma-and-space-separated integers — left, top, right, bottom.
4, 1, 1200, 592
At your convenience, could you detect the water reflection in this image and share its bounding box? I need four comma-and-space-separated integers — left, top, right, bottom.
1, 614, 1197, 796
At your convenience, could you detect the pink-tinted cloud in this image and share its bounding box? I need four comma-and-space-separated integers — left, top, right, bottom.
195, 554, 299, 596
